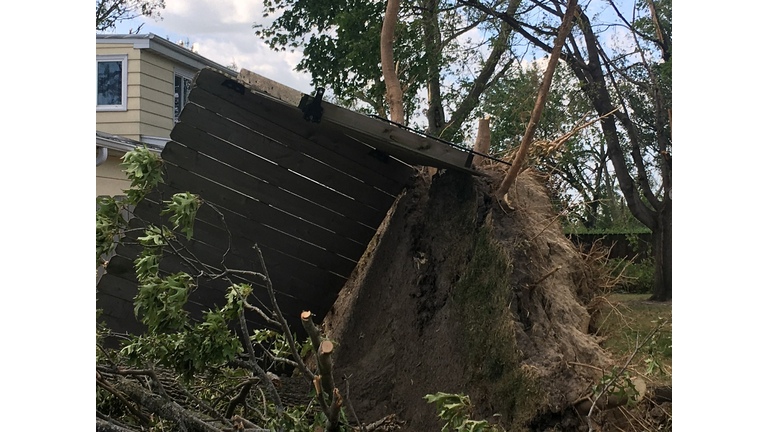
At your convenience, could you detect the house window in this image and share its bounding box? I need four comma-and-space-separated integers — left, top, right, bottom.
96, 55, 128, 111
174, 71, 193, 122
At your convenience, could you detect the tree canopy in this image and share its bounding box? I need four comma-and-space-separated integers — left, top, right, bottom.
255, 0, 672, 300
96, 0, 165, 31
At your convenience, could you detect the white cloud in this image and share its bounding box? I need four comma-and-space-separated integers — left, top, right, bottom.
113, 0, 314, 93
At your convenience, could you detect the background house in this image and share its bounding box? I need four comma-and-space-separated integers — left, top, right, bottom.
96, 33, 236, 196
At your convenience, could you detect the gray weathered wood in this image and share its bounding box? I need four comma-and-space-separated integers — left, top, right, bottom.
238, 68, 304, 106
141, 191, 358, 276
161, 147, 377, 243
161, 164, 368, 259
171, 107, 397, 212
120, 210, 348, 303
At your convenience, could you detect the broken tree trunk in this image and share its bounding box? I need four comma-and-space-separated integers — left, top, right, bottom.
473, 116, 491, 167
302, 311, 336, 396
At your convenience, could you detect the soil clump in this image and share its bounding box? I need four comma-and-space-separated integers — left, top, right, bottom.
323, 169, 614, 431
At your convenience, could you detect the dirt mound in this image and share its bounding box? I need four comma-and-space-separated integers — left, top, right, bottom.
322, 169, 612, 431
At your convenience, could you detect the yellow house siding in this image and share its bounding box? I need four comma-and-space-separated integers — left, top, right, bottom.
96, 155, 130, 197
129, 72, 172, 94
137, 59, 174, 83
138, 98, 171, 117
97, 45, 141, 138
140, 111, 175, 131
97, 110, 141, 123
140, 123, 175, 138
136, 50, 182, 138
136, 86, 172, 106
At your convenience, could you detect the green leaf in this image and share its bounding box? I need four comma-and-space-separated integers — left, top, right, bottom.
120, 146, 164, 205
161, 192, 201, 240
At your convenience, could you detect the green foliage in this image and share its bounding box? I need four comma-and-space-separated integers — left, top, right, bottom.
482, 65, 591, 154
120, 146, 164, 205
255, 0, 393, 114
99, 147, 351, 430
610, 257, 655, 294
425, 392, 500, 432
255, 0, 514, 137
96, 196, 128, 265
120, 314, 242, 380
125, 271, 247, 379
161, 192, 200, 240
644, 317, 672, 375
133, 272, 193, 333
594, 366, 640, 408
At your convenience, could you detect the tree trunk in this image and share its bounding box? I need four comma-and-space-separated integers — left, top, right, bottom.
421, 0, 445, 134
381, 0, 405, 124
650, 200, 672, 301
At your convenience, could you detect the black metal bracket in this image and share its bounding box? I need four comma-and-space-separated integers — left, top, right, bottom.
221, 79, 245, 95
301, 87, 325, 123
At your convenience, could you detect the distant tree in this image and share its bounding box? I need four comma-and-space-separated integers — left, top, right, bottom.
96, 0, 165, 31
460, 0, 672, 301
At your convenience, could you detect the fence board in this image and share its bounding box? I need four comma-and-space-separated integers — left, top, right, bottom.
161, 164, 368, 259
161, 147, 376, 243
171, 114, 396, 213
167, 133, 389, 222
119, 219, 346, 306
111, 243, 329, 329
139, 194, 358, 276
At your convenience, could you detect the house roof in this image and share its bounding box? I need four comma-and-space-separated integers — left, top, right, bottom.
96, 33, 237, 76
97, 131, 163, 154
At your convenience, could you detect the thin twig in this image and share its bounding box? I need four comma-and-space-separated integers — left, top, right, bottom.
253, 243, 316, 383
255, 342, 299, 368
236, 307, 285, 415
568, 362, 606, 374
178, 384, 230, 425
343, 375, 363, 430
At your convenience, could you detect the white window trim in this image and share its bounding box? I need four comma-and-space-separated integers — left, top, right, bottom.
174, 68, 195, 122
96, 54, 128, 112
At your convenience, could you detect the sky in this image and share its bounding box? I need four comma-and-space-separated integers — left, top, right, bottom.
106, 0, 316, 93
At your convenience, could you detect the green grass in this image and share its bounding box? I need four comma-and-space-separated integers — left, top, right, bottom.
595, 293, 672, 386
452, 228, 546, 430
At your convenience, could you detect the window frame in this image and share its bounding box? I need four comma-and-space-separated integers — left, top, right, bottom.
96, 54, 128, 112
173, 68, 195, 123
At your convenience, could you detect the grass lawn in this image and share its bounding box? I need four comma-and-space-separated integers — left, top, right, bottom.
594, 293, 672, 388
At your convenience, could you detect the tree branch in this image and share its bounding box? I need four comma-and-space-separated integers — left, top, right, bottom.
496, 0, 579, 196
114, 378, 224, 432
96, 374, 151, 426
